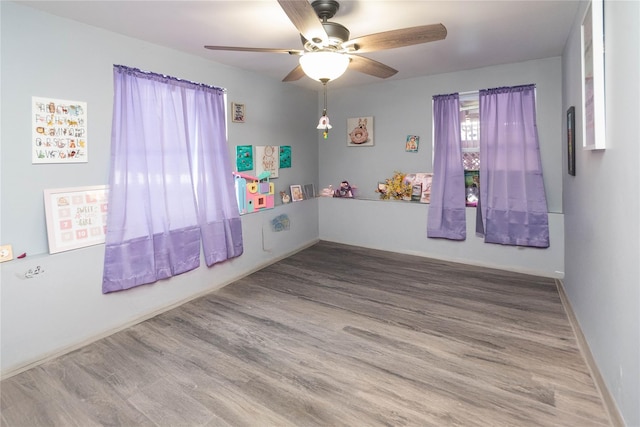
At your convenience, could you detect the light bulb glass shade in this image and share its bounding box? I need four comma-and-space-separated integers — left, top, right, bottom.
299, 52, 350, 82
316, 115, 332, 129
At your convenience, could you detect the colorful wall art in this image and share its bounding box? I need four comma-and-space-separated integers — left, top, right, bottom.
405, 135, 420, 152
233, 171, 274, 215
256, 145, 279, 178
279, 145, 291, 168
347, 116, 374, 146
236, 145, 253, 172
43, 185, 108, 254
231, 102, 245, 123
271, 214, 290, 232
32, 97, 88, 164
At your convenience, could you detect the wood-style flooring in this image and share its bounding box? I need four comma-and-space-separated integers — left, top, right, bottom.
1, 241, 611, 426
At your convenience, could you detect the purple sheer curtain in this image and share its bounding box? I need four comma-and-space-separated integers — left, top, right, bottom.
478, 84, 549, 248
427, 93, 466, 240
102, 65, 243, 293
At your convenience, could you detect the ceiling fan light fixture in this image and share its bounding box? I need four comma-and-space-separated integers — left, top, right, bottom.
299, 51, 350, 82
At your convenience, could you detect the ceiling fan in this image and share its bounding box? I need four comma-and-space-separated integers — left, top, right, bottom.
204, 0, 447, 83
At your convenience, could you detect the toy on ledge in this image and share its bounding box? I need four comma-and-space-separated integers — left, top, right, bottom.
280, 191, 291, 204
320, 185, 334, 197
333, 180, 354, 198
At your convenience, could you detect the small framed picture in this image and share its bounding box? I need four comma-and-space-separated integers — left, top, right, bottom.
347, 116, 374, 146
567, 106, 576, 176
290, 185, 304, 202
302, 184, 315, 199
231, 102, 245, 123
405, 135, 419, 152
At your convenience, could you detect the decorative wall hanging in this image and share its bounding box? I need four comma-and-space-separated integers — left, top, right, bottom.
256, 145, 279, 178
567, 106, 576, 176
231, 102, 245, 123
232, 171, 274, 215
271, 214, 291, 232
581, 0, 605, 150
32, 97, 88, 164
43, 185, 108, 254
347, 116, 374, 146
236, 145, 253, 172
279, 145, 291, 168
405, 135, 420, 152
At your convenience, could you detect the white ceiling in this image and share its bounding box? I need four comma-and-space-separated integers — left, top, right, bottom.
18, 0, 580, 91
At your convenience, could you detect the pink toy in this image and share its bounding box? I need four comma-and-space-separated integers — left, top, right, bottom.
233, 171, 275, 214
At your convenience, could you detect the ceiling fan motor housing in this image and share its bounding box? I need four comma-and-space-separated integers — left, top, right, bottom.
301, 1, 350, 51
303, 21, 350, 50
311, 0, 340, 21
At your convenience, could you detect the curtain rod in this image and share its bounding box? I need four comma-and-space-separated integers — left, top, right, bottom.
113, 64, 227, 93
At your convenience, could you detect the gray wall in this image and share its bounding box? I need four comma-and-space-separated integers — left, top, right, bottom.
318, 57, 563, 212
562, 1, 640, 425
0, 2, 320, 375
317, 58, 565, 277
3, 3, 638, 425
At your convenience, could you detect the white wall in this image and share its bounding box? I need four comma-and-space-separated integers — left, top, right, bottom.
318, 58, 565, 277
0, 2, 320, 376
562, 1, 640, 426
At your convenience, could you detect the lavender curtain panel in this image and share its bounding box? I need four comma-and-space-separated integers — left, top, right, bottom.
102, 65, 243, 293
427, 93, 466, 240
478, 84, 549, 248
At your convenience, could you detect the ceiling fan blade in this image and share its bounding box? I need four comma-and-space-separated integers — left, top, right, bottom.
282, 65, 306, 82
204, 45, 303, 55
277, 0, 328, 46
343, 24, 447, 53
348, 55, 397, 79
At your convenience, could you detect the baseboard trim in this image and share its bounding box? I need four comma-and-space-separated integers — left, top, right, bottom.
555, 279, 625, 427
0, 238, 320, 381
320, 238, 563, 279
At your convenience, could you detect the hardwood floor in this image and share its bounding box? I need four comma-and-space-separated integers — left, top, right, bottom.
1, 241, 611, 426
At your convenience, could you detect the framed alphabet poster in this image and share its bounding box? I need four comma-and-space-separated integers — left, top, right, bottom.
44, 185, 108, 254
32, 96, 88, 163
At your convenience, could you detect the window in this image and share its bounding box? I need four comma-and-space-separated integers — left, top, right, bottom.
102, 66, 243, 293
460, 92, 480, 206
460, 92, 480, 170
429, 85, 549, 248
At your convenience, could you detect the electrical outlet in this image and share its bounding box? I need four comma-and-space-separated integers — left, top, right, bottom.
0, 244, 13, 262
